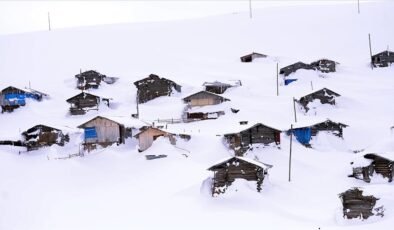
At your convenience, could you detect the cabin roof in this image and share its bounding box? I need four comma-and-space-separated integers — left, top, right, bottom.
208, 156, 273, 171
1, 86, 48, 96
223, 122, 282, 136
311, 58, 339, 64
183, 91, 230, 101
133, 126, 172, 138
22, 124, 61, 135
240, 52, 267, 58
78, 116, 146, 128
299, 87, 341, 99
78, 116, 123, 128
133, 74, 180, 88
75, 70, 104, 78
66, 92, 101, 103
372, 50, 394, 58
203, 80, 241, 87
351, 152, 394, 167
281, 61, 310, 69
291, 118, 348, 130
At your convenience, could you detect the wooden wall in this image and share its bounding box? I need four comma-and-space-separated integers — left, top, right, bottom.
83, 118, 121, 144
137, 128, 171, 152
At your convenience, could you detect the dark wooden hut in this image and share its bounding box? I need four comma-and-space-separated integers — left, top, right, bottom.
279, 62, 313, 76
350, 153, 393, 183
134, 74, 181, 104
240, 52, 267, 62
203, 80, 241, 94
183, 91, 230, 107
224, 123, 281, 155
0, 86, 47, 113
75, 70, 118, 90
338, 188, 382, 220
371, 50, 394, 67
78, 116, 127, 151
185, 111, 225, 122
208, 156, 272, 196
22, 125, 69, 151
66, 92, 110, 115
310, 59, 337, 73
289, 119, 347, 146
298, 88, 340, 112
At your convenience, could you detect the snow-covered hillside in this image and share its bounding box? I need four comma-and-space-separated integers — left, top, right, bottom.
1, 2, 394, 230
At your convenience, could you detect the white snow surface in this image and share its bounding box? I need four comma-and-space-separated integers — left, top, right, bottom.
1, 2, 394, 230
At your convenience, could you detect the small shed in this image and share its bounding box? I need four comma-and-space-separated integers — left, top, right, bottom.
134, 74, 181, 104
0, 86, 48, 112
224, 123, 281, 155
183, 91, 230, 107
203, 80, 241, 94
371, 50, 394, 67
289, 119, 347, 146
310, 59, 338, 73
134, 127, 174, 152
349, 153, 393, 183
78, 116, 127, 151
240, 52, 267, 62
208, 156, 272, 196
279, 62, 313, 76
66, 92, 110, 115
298, 88, 340, 112
338, 188, 382, 220
75, 70, 118, 90
22, 125, 69, 151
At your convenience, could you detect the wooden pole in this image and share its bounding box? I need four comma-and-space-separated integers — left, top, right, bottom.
249, 0, 252, 19
310, 81, 313, 91
357, 0, 360, 14
289, 124, 293, 182
276, 62, 279, 96
136, 92, 139, 119
293, 97, 297, 123
369, 33, 373, 69
48, 12, 51, 31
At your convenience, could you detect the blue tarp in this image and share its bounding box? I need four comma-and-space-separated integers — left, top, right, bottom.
292, 127, 312, 145
4, 93, 26, 106
284, 79, 298, 85
84, 127, 97, 139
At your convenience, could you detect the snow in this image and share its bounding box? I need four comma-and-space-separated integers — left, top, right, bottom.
1, 1, 394, 230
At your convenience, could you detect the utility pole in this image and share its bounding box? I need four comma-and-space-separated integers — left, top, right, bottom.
136, 92, 140, 119
293, 97, 297, 123
310, 81, 314, 91
276, 62, 279, 96
357, 0, 360, 14
48, 12, 51, 31
289, 124, 293, 182
369, 33, 373, 69
249, 0, 252, 19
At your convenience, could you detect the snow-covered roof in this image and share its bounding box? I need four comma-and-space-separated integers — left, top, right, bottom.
78, 116, 147, 128
223, 122, 282, 135
186, 102, 231, 113
290, 118, 347, 129
202, 80, 241, 87
352, 152, 394, 167
298, 87, 340, 99
208, 156, 273, 171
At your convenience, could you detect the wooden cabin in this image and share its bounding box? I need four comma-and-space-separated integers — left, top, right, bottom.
240, 52, 267, 62
298, 88, 340, 112
183, 91, 230, 107
203, 80, 241, 94
185, 111, 225, 122
66, 92, 110, 115
279, 62, 313, 76
78, 116, 126, 151
75, 70, 119, 90
289, 119, 347, 146
208, 156, 272, 196
350, 153, 393, 183
371, 50, 394, 67
339, 188, 382, 220
134, 127, 174, 152
22, 125, 69, 151
310, 59, 337, 73
224, 123, 281, 155
0, 86, 47, 113
134, 74, 181, 104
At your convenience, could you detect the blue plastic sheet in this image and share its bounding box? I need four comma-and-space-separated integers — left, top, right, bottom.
4, 93, 26, 106
292, 127, 312, 145
84, 127, 97, 139
284, 79, 298, 85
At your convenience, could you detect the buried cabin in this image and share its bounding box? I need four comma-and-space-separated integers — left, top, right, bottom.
66, 92, 110, 115
310, 59, 338, 73
371, 50, 394, 67
78, 116, 129, 151
289, 119, 347, 146
223, 123, 281, 156
279, 62, 313, 76
208, 156, 272, 196
339, 188, 383, 220
183, 91, 230, 107
349, 153, 393, 183
75, 70, 118, 90
240, 52, 267, 62
297, 87, 340, 112
0, 86, 47, 113
22, 125, 69, 151
134, 74, 181, 103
